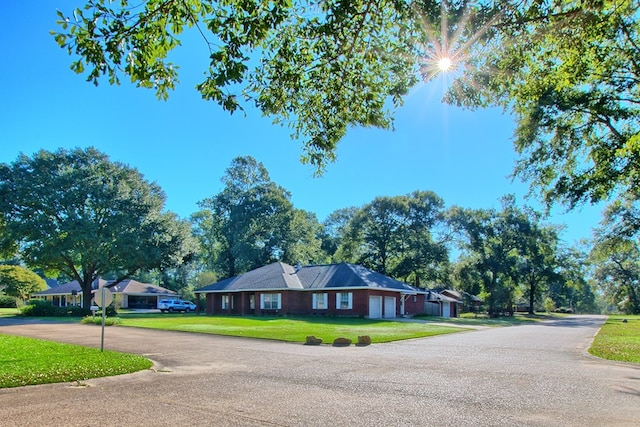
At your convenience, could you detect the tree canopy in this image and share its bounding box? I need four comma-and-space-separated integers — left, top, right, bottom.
0, 265, 47, 301
54, 2, 640, 246
0, 145, 601, 314
0, 147, 195, 308
193, 156, 325, 278
340, 191, 448, 286
451, 0, 640, 213
51, 0, 490, 170
591, 207, 640, 314
449, 197, 561, 316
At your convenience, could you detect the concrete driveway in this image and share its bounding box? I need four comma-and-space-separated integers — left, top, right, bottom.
1, 315, 638, 426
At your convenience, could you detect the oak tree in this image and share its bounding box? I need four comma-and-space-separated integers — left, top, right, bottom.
0, 147, 195, 309
0, 265, 47, 301
196, 156, 295, 277
451, 0, 640, 219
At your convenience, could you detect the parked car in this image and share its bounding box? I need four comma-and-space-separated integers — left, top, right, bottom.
158, 299, 197, 313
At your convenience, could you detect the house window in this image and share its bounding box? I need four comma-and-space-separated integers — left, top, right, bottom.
312, 293, 328, 309
260, 293, 281, 310
249, 294, 255, 310
336, 292, 353, 310
222, 295, 230, 310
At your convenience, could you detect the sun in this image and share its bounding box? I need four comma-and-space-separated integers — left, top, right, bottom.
414, 1, 499, 82
437, 56, 453, 72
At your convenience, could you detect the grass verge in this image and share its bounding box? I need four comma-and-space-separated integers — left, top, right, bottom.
589, 315, 640, 363
118, 314, 467, 343
0, 334, 152, 388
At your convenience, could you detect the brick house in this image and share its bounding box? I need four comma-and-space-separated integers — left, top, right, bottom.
195, 262, 429, 319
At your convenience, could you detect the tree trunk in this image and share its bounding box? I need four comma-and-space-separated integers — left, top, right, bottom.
82, 280, 93, 310
487, 272, 499, 318
528, 281, 536, 315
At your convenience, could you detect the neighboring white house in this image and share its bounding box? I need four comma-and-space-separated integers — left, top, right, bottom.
32, 278, 176, 309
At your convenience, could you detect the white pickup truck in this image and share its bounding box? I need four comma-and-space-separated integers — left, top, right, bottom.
158, 299, 197, 313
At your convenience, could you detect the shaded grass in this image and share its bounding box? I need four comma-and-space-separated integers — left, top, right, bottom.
589, 315, 640, 363
0, 334, 152, 388
0, 308, 20, 317
118, 314, 467, 343
1, 307, 85, 323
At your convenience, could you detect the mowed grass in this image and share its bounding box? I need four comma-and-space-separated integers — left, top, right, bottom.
0, 334, 152, 388
118, 314, 467, 343
589, 315, 640, 363
0, 308, 20, 316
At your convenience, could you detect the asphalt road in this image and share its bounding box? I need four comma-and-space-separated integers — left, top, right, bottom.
0, 315, 638, 426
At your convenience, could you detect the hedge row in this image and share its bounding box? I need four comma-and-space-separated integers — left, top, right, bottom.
0, 295, 18, 308
19, 300, 118, 317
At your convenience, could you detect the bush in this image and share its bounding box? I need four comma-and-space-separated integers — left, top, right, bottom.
20, 300, 90, 317
20, 300, 61, 316
544, 297, 556, 313
106, 303, 118, 317
0, 295, 18, 308
81, 315, 121, 326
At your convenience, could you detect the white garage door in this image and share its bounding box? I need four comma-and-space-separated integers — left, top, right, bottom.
442, 303, 450, 318
384, 296, 396, 319
369, 296, 382, 319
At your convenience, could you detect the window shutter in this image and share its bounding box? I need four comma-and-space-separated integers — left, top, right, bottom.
348, 292, 353, 309
312, 293, 317, 309
259, 293, 265, 309
322, 293, 328, 308
277, 293, 282, 309
336, 293, 341, 309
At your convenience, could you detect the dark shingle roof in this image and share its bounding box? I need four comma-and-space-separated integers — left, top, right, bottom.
297, 263, 421, 292
197, 262, 303, 292
196, 262, 424, 294
33, 278, 175, 296
107, 279, 176, 295
32, 278, 109, 296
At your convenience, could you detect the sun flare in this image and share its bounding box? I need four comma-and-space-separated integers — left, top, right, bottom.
415, 1, 498, 82
437, 57, 453, 72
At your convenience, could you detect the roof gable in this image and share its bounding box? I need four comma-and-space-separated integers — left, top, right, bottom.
197, 262, 303, 292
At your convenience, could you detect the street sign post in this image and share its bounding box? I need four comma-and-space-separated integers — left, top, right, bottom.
94, 287, 113, 352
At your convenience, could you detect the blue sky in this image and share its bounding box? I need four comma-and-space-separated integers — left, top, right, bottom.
1, 2, 603, 245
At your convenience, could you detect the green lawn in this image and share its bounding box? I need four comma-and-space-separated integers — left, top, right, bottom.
118, 314, 467, 343
589, 315, 640, 363
0, 334, 152, 388
2, 312, 636, 390
0, 308, 20, 316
